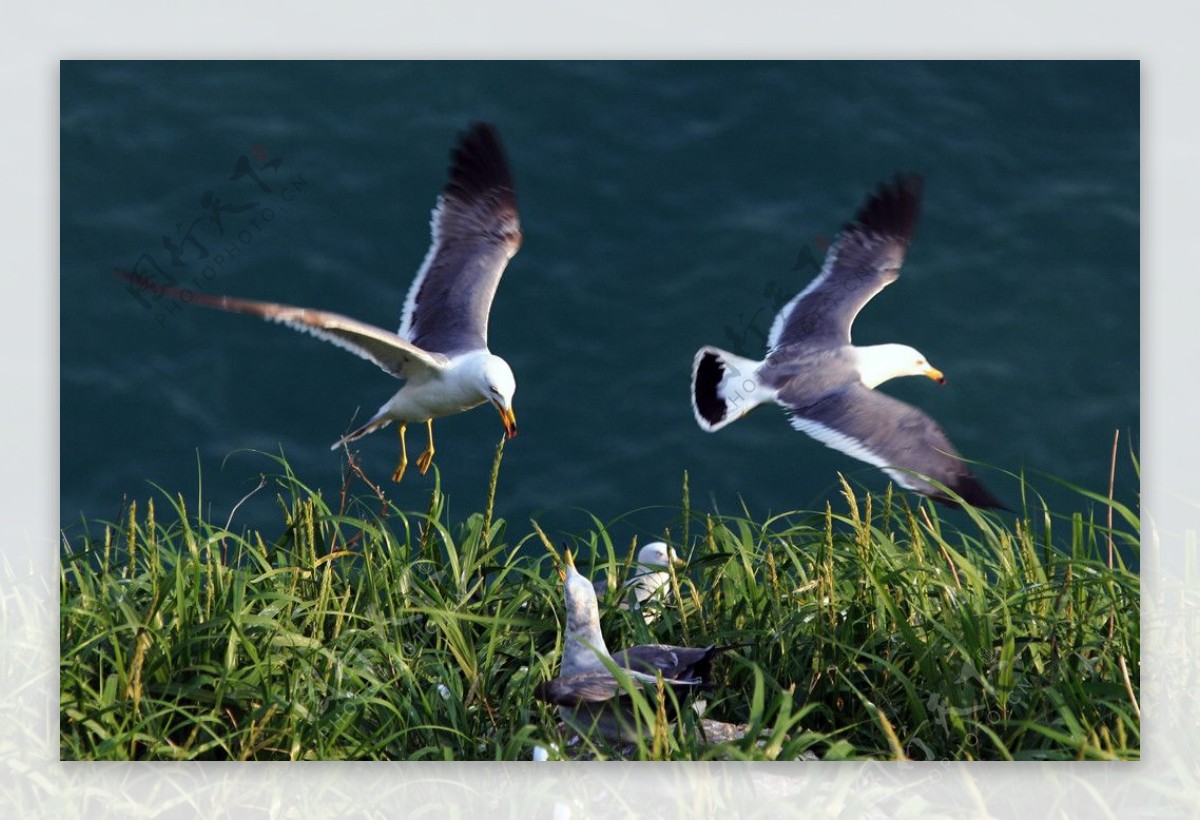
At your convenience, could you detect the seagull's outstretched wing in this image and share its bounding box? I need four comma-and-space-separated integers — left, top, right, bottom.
115, 269, 446, 378
398, 122, 523, 356
782, 381, 1004, 509
768, 173, 923, 353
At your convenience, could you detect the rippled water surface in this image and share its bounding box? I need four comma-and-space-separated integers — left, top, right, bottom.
61, 61, 1139, 539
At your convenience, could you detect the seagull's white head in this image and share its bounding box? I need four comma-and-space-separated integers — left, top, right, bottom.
477, 353, 517, 438
857, 343, 946, 389
636, 542, 683, 571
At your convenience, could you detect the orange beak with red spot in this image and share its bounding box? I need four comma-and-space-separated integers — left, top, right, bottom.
496, 403, 518, 438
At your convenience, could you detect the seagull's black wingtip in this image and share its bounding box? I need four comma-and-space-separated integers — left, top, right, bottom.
850, 171, 925, 243
446, 121, 515, 201
932, 475, 1010, 512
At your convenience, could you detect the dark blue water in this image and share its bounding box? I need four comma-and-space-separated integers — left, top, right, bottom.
60, 61, 1139, 544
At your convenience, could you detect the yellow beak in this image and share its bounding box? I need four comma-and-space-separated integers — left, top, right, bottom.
497, 405, 518, 438
925, 367, 946, 385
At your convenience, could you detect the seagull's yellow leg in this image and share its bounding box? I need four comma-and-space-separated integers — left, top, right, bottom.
415, 419, 436, 475
391, 423, 409, 483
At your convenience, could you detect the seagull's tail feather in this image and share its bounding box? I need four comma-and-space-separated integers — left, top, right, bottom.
690, 346, 767, 432
329, 412, 393, 451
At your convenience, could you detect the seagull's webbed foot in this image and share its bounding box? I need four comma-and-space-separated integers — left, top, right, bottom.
391, 422, 409, 483
415, 419, 436, 475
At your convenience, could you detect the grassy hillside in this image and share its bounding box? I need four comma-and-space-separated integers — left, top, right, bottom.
59, 446, 1139, 761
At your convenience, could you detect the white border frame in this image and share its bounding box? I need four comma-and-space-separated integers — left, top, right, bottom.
8, 2, 1191, 817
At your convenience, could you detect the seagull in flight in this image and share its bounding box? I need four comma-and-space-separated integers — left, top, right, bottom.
690, 174, 1003, 509
119, 122, 521, 482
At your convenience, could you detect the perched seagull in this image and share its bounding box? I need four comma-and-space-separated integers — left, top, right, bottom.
690, 174, 1004, 509
534, 549, 729, 744
117, 122, 521, 482
592, 542, 684, 623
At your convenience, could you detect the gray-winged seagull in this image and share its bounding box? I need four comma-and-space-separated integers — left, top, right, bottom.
690, 174, 1003, 509
534, 549, 729, 743
119, 122, 520, 482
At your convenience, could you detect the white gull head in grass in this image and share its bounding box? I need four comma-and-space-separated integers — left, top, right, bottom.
690, 173, 1004, 510
118, 122, 521, 483
593, 541, 684, 624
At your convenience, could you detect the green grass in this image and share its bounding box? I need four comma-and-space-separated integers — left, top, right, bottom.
59, 445, 1140, 761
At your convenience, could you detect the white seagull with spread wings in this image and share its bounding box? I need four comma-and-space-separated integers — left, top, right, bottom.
691, 174, 1003, 509
120, 122, 521, 482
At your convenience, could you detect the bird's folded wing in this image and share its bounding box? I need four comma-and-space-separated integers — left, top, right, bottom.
615, 644, 722, 681
533, 669, 699, 707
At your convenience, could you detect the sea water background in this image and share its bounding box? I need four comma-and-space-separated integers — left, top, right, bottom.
60, 60, 1139, 545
